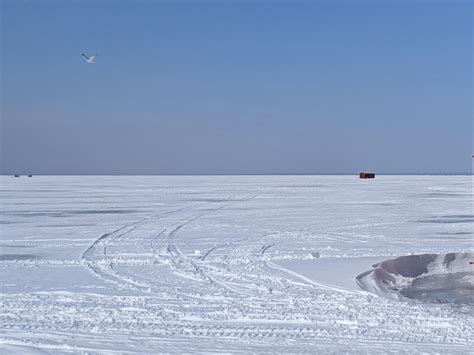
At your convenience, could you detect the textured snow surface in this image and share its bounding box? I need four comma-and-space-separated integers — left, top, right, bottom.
0, 175, 472, 353
356, 253, 474, 303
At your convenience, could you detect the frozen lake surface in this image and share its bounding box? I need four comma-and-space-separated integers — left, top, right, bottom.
0, 175, 472, 353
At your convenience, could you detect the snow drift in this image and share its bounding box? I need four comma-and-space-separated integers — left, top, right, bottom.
356, 253, 474, 303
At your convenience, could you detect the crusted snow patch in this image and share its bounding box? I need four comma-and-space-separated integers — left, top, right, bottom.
356, 253, 474, 303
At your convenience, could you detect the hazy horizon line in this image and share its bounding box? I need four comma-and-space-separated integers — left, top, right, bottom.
1, 173, 472, 177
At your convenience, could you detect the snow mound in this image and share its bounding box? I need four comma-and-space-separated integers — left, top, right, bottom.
356, 253, 474, 304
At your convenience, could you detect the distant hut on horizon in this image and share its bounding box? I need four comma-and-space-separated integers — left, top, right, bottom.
359, 172, 375, 179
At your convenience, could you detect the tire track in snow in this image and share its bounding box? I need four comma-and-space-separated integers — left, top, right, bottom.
157, 195, 274, 298
83, 195, 258, 295
163, 205, 258, 297
82, 206, 195, 292
200, 237, 249, 261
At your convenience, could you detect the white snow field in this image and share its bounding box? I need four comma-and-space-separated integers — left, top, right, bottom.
0, 175, 472, 353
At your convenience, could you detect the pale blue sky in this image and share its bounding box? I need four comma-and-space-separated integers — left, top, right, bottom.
1, 1, 472, 174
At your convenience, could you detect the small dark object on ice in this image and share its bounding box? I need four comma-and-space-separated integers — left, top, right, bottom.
359, 172, 375, 179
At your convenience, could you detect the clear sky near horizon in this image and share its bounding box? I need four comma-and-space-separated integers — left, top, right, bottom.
1, 1, 472, 175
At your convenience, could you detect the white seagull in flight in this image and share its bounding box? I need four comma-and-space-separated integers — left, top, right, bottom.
81, 53, 97, 64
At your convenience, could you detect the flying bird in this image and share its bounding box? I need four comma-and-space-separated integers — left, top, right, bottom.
81, 53, 97, 64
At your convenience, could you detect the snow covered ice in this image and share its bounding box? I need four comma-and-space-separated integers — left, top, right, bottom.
357, 252, 474, 303
0, 175, 472, 353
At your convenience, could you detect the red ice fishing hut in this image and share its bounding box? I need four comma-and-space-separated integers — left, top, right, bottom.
359, 172, 375, 179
